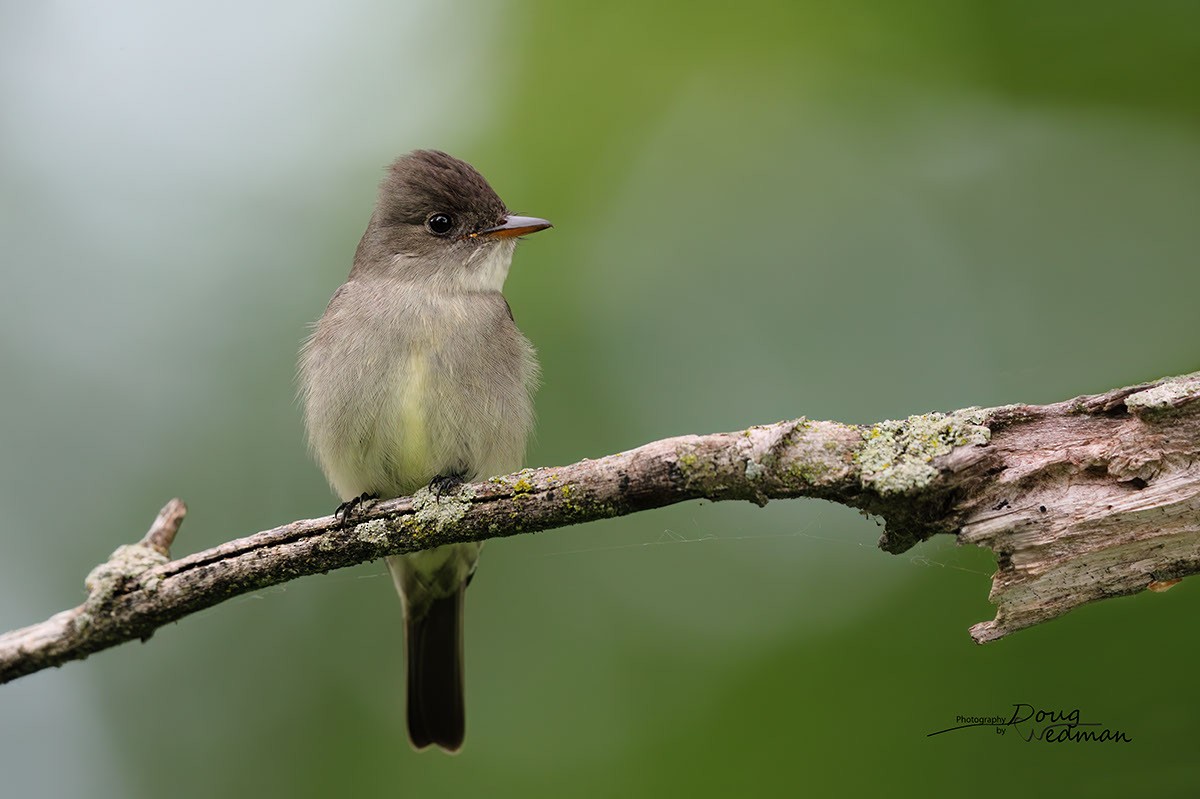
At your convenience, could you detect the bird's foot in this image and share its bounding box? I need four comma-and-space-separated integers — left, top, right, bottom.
335, 491, 379, 525
429, 472, 466, 501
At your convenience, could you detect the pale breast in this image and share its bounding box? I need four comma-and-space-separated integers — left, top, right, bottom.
299, 280, 538, 501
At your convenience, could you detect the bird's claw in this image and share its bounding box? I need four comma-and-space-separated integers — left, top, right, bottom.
429, 473, 465, 501
335, 491, 378, 525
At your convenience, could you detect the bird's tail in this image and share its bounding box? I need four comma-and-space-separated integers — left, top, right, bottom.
404, 585, 466, 752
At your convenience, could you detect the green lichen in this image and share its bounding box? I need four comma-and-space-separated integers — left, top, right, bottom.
676, 448, 719, 483
492, 469, 538, 495
744, 459, 764, 481
550, 480, 620, 523
557, 483, 591, 517
1125, 373, 1200, 413
768, 419, 845, 489
788, 459, 829, 484
354, 519, 391, 548
407, 484, 477, 539
78, 543, 170, 629
84, 544, 168, 595
855, 408, 990, 496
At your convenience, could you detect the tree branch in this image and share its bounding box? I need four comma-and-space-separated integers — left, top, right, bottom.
3, 372, 1198, 683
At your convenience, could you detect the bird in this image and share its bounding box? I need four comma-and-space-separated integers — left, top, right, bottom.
298, 149, 550, 751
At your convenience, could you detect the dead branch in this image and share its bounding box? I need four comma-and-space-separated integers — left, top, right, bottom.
2, 371, 1197, 683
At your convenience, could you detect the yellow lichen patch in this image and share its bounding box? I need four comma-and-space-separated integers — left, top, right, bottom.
855, 409, 990, 496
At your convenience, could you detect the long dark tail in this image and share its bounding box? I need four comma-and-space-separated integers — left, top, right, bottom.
405, 586, 465, 752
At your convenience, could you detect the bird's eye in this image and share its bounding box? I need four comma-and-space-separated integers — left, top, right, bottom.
426, 213, 454, 235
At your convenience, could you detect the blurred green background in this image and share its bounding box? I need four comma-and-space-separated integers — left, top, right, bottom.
2, 1, 1198, 796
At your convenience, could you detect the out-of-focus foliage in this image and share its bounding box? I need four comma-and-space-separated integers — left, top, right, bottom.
1, 1, 1197, 795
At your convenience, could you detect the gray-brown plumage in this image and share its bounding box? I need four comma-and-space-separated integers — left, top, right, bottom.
298, 150, 550, 752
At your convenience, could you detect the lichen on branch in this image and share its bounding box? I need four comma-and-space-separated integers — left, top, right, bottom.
1, 372, 1198, 683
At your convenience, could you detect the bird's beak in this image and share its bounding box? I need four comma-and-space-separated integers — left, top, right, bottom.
469, 215, 553, 240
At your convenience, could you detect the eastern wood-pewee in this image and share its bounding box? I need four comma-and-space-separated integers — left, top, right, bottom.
299, 150, 550, 752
